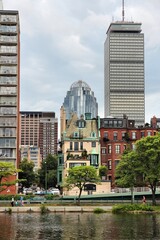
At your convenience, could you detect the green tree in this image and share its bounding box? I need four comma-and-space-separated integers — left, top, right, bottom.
38, 154, 58, 189
99, 165, 108, 178
0, 162, 21, 192
135, 134, 160, 205
115, 150, 140, 203
65, 165, 100, 204
115, 134, 160, 205
19, 158, 37, 188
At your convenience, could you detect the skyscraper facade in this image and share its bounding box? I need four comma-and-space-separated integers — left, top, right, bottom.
0, 9, 20, 194
0, 11, 20, 166
104, 22, 145, 126
63, 80, 98, 120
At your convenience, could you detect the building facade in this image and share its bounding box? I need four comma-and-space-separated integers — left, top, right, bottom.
58, 108, 111, 195
20, 111, 58, 161
104, 22, 145, 126
20, 145, 41, 171
0, 10, 20, 194
100, 116, 158, 188
62, 80, 98, 120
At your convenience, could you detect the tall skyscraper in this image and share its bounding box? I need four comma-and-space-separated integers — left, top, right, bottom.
20, 111, 58, 161
104, 22, 145, 126
0, 10, 20, 168
63, 80, 98, 120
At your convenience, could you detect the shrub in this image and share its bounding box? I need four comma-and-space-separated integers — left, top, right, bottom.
112, 204, 154, 214
93, 208, 106, 214
40, 204, 49, 214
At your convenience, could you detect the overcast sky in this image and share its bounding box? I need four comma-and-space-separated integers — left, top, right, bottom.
3, 0, 160, 123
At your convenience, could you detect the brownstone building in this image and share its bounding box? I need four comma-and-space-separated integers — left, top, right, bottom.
100, 115, 158, 188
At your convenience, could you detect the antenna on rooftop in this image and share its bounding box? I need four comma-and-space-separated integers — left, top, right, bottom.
0, 0, 3, 10
122, 0, 125, 21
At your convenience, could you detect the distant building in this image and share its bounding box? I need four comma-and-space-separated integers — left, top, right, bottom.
100, 116, 158, 188
104, 22, 145, 126
20, 145, 41, 171
58, 108, 111, 195
0, 9, 20, 194
62, 80, 98, 120
150, 116, 160, 128
20, 111, 58, 161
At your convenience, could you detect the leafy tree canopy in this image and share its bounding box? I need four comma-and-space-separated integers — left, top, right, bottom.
115, 134, 160, 205
19, 158, 37, 188
65, 165, 100, 204
38, 154, 58, 189
99, 165, 108, 177
0, 161, 22, 192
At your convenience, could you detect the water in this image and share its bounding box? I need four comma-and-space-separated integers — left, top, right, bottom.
0, 212, 160, 240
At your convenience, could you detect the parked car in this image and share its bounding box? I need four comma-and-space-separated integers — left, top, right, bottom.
49, 188, 60, 195
23, 188, 33, 195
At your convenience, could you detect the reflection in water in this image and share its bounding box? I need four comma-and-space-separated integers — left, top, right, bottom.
0, 212, 160, 240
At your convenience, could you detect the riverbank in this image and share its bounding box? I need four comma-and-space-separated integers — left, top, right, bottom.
0, 205, 113, 213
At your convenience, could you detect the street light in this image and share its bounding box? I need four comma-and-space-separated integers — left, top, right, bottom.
45, 161, 47, 193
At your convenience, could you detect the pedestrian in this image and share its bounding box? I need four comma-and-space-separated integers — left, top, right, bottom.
142, 196, 146, 204
20, 196, 24, 206
11, 197, 14, 207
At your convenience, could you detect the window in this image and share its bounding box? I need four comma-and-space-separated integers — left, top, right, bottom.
70, 142, 73, 150
90, 154, 98, 166
91, 141, 96, 147
80, 142, 83, 150
104, 132, 108, 138
59, 172, 62, 182
113, 132, 118, 140
108, 160, 112, 170
115, 145, 120, 154
91, 132, 96, 137
108, 145, 111, 154
122, 132, 126, 139
132, 132, 136, 139
78, 120, 85, 128
74, 132, 79, 138
101, 148, 106, 154
69, 163, 86, 168
74, 142, 78, 151
59, 157, 63, 165
147, 131, 151, 136
141, 132, 145, 138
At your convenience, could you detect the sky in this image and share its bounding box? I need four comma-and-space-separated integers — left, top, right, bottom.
3, 0, 160, 123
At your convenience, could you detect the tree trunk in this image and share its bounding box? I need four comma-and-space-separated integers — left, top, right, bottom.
77, 188, 82, 205
130, 186, 134, 204
151, 186, 156, 206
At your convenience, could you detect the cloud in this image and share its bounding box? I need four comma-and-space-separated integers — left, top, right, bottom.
3, 0, 160, 123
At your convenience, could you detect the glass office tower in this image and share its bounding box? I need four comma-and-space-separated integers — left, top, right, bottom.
104, 22, 145, 126
63, 80, 98, 120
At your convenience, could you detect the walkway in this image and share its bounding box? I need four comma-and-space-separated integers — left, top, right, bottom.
0, 205, 112, 213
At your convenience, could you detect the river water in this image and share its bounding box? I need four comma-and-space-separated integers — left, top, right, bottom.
0, 212, 160, 240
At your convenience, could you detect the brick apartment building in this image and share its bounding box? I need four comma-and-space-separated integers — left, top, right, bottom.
100, 115, 158, 188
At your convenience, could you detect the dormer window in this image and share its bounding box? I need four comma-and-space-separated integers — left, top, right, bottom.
77, 120, 86, 128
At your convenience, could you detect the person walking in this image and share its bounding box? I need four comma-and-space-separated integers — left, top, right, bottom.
142, 196, 146, 204
11, 197, 14, 207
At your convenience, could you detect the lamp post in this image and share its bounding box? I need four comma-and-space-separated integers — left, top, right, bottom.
45, 161, 47, 193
